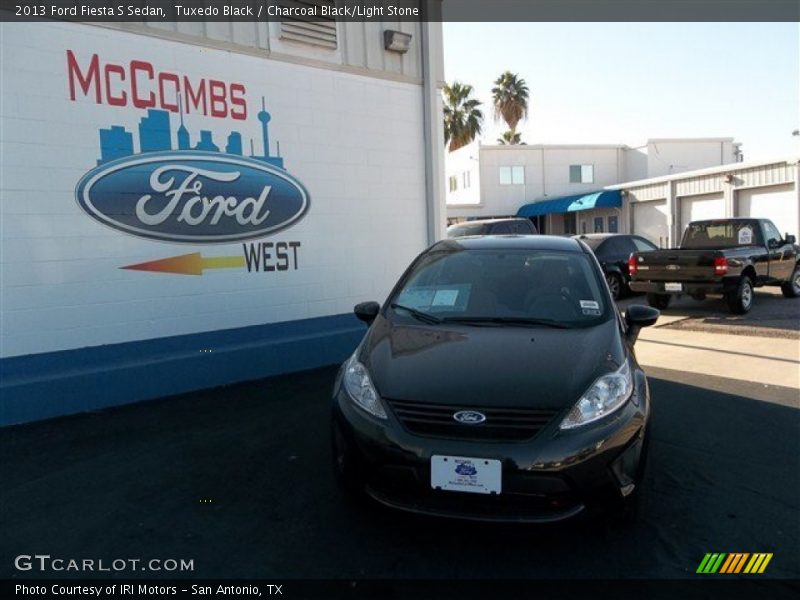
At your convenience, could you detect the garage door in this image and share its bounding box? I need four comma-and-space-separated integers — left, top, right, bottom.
632, 200, 669, 248
679, 193, 725, 236
736, 184, 798, 239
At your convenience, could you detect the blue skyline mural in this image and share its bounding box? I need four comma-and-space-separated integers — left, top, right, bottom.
97, 96, 284, 169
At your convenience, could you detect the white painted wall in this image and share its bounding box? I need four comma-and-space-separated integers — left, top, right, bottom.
444, 142, 480, 206
646, 138, 739, 177
103, 16, 424, 82
446, 144, 631, 219
0, 21, 430, 358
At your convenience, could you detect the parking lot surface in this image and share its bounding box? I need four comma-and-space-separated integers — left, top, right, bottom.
620, 288, 800, 339
2, 361, 798, 580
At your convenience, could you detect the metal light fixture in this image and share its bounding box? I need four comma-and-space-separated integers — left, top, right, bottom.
384, 29, 412, 53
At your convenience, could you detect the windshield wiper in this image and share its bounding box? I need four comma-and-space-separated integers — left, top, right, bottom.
390, 303, 443, 324
441, 316, 570, 329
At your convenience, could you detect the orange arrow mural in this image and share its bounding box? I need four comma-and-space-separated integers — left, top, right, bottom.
121, 253, 246, 276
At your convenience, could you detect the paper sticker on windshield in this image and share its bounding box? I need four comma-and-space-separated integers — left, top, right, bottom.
580, 300, 600, 309
432, 289, 460, 307
738, 226, 753, 245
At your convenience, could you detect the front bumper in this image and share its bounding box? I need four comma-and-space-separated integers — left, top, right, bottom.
332, 369, 650, 523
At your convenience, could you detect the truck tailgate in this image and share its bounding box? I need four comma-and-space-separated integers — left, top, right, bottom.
634, 250, 720, 281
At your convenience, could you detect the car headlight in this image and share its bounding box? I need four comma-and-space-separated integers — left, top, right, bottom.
342, 353, 386, 419
560, 360, 633, 429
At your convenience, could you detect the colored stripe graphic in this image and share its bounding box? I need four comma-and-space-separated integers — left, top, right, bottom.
720, 553, 750, 573
719, 554, 736, 573
699, 553, 773, 574
744, 553, 773, 574
698, 553, 727, 573
121, 253, 246, 275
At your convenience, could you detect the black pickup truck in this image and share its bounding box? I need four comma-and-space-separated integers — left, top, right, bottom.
629, 218, 800, 314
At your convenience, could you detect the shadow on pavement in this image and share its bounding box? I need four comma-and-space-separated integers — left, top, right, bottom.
620, 290, 800, 338
1, 366, 798, 579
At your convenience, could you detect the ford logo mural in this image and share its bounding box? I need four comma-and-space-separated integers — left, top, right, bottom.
453, 410, 487, 425
75, 152, 310, 244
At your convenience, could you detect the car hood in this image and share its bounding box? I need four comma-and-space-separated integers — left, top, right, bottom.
361, 316, 626, 410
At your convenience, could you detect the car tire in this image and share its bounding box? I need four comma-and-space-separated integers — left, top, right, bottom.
605, 272, 624, 301
331, 420, 368, 502
780, 264, 800, 298
726, 276, 754, 314
646, 293, 671, 310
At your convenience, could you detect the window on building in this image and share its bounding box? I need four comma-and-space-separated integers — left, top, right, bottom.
448, 176, 458, 192
608, 215, 619, 233
569, 164, 594, 183
279, 1, 338, 49
499, 166, 524, 185
594, 217, 604, 233
462, 171, 471, 188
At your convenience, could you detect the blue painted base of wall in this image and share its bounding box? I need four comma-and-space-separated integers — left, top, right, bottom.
0, 314, 366, 427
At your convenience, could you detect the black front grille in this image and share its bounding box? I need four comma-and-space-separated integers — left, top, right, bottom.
386, 399, 560, 442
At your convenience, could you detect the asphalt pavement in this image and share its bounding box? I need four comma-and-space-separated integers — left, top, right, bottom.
2, 363, 798, 580
619, 287, 800, 339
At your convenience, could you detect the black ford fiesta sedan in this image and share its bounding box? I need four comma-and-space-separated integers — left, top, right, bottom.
331, 235, 659, 522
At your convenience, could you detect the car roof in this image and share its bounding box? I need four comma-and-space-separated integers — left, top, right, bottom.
431, 234, 586, 253
572, 233, 631, 240
449, 217, 529, 226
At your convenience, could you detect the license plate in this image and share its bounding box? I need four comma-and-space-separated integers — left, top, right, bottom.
430, 455, 502, 495
664, 282, 682, 292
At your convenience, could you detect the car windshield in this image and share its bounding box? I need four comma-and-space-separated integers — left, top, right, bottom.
391, 248, 611, 328
447, 223, 488, 238
682, 221, 761, 249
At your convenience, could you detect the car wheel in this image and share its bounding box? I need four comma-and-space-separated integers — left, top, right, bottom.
781, 264, 800, 298
606, 273, 623, 300
646, 293, 671, 310
331, 420, 368, 501
726, 276, 754, 314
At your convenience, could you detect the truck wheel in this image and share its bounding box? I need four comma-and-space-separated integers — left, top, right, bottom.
606, 273, 623, 300
781, 264, 800, 298
646, 293, 671, 310
726, 276, 754, 314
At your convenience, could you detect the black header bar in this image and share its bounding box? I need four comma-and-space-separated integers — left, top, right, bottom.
1, 0, 798, 23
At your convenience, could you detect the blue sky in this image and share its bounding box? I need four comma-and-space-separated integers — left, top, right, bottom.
442, 23, 800, 160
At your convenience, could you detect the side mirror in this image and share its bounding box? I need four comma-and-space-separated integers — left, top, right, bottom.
354, 301, 380, 325
786, 234, 796, 245
625, 304, 660, 344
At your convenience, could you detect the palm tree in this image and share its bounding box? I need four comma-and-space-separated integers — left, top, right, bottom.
443, 82, 484, 152
497, 131, 521, 145
491, 71, 529, 141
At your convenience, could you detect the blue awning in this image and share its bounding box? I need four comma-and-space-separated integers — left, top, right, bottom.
516, 190, 622, 218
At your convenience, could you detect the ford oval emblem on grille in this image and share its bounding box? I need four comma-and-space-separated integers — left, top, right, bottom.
453, 410, 486, 424
666, 264, 680, 271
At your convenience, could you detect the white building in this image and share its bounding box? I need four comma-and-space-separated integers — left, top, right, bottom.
610, 157, 800, 248
0, 10, 446, 425
446, 137, 743, 237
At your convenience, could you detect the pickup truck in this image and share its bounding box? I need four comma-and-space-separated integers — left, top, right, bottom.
628, 218, 800, 314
